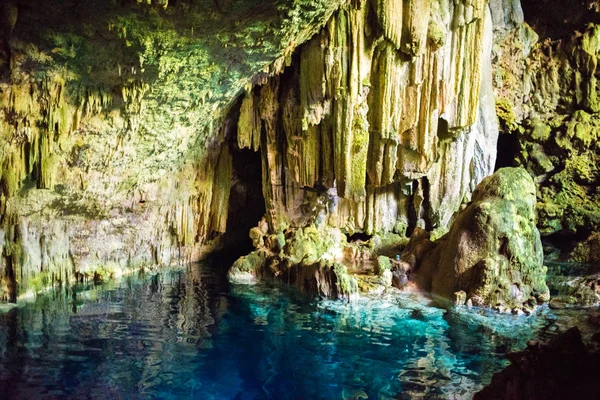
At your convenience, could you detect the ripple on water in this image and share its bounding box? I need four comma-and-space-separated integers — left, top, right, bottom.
0, 264, 588, 399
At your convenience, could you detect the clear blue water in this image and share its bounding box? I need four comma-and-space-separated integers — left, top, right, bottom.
0, 263, 564, 399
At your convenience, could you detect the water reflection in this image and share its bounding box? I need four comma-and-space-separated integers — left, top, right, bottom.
0, 263, 567, 399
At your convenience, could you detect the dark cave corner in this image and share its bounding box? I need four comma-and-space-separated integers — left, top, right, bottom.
215, 141, 266, 264
494, 131, 519, 171
345, 232, 373, 243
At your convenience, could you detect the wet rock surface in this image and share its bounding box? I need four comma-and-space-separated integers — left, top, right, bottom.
474, 326, 600, 400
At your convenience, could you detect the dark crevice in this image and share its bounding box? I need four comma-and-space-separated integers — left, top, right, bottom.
220, 143, 265, 258
421, 177, 434, 231
521, 0, 600, 40
345, 232, 372, 243
406, 180, 419, 237
495, 132, 519, 171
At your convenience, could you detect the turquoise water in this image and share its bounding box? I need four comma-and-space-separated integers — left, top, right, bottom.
0, 263, 562, 399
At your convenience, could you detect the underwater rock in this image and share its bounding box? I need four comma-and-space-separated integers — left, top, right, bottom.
227, 250, 269, 284
549, 273, 600, 308
474, 327, 600, 400
407, 168, 550, 311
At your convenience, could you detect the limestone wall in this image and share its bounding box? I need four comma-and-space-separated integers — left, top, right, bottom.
237, 0, 499, 235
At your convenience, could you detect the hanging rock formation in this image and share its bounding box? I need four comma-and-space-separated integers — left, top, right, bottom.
226, 0, 504, 299
235, 0, 499, 237
0, 0, 344, 301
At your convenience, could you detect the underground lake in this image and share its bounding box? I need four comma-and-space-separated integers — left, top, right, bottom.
1, 0, 600, 398
0, 261, 597, 399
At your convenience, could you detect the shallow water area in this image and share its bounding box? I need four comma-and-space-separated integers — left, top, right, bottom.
0, 262, 593, 399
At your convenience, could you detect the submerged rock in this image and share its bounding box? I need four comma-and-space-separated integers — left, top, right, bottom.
408, 167, 550, 311
548, 273, 600, 308
474, 327, 600, 400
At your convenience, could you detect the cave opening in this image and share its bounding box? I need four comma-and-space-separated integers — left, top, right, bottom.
220, 143, 266, 259
494, 132, 519, 171
345, 232, 373, 243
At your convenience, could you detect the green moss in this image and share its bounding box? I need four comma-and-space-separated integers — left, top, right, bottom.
496, 98, 519, 132
28, 271, 51, 294
529, 119, 551, 142
230, 250, 268, 275
375, 255, 392, 276
347, 108, 369, 200
332, 262, 358, 298
427, 20, 446, 50
1, 167, 19, 197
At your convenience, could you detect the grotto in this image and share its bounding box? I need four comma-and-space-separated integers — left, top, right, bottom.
0, 0, 599, 398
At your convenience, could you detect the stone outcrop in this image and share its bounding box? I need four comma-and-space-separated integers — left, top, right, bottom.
491, 1, 600, 250
405, 168, 550, 311
474, 327, 600, 400
570, 232, 600, 265
228, 224, 359, 301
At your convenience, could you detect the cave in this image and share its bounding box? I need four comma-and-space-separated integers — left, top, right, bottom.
0, 0, 599, 398
494, 131, 519, 170
345, 232, 373, 243
221, 144, 266, 259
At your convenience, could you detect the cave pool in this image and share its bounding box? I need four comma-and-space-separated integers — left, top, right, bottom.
0, 261, 583, 399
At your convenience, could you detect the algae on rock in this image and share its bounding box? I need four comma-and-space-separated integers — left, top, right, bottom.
0, 0, 345, 300
406, 168, 550, 312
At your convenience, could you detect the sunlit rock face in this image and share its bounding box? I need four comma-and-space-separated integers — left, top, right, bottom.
225, 0, 505, 299
236, 0, 499, 236
0, 0, 344, 300
407, 167, 550, 312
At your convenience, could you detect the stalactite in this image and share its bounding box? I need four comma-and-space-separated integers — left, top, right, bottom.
237, 91, 261, 151
230, 0, 497, 235
210, 143, 232, 233
449, 0, 488, 129
401, 0, 430, 57
368, 42, 404, 186
258, 77, 287, 230
373, 0, 403, 49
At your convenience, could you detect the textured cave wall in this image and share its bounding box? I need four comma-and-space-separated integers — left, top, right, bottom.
235, 0, 499, 237
0, 0, 504, 300
0, 0, 344, 300
491, 0, 600, 256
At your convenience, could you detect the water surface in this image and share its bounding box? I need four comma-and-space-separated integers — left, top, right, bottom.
0, 263, 578, 399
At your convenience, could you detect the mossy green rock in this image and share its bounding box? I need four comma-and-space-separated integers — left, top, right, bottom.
412, 168, 550, 311
227, 250, 268, 284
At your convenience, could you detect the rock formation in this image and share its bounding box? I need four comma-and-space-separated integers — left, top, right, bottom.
0, 0, 598, 311
491, 0, 600, 254
228, 223, 359, 301
405, 168, 550, 312
0, 0, 504, 300
0, 0, 344, 300
474, 327, 600, 400
237, 0, 499, 236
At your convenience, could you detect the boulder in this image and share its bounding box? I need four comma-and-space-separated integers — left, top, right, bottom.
570, 232, 600, 264
407, 168, 550, 311
228, 224, 358, 301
